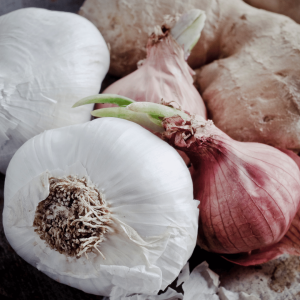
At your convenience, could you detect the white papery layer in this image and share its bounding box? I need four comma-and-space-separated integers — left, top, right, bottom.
0, 8, 109, 174
106, 261, 260, 300
3, 118, 198, 296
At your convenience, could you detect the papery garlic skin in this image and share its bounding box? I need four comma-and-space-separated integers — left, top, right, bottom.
3, 118, 198, 296
106, 261, 259, 300
0, 8, 109, 174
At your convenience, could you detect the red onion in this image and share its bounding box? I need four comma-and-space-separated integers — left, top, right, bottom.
162, 115, 300, 265
223, 149, 300, 265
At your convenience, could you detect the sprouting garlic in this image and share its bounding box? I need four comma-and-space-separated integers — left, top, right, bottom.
0, 8, 109, 174
3, 118, 199, 296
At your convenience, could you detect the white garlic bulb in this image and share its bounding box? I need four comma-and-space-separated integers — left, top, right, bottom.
3, 118, 198, 296
0, 8, 110, 174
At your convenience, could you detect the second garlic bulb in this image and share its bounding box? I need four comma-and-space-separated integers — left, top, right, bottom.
0, 8, 110, 174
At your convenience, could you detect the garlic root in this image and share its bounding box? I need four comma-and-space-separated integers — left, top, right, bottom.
34, 176, 111, 259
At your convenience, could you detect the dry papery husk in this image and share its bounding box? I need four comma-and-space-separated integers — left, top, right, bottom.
3, 118, 199, 296
103, 261, 259, 300
80, 0, 300, 150
0, 8, 109, 174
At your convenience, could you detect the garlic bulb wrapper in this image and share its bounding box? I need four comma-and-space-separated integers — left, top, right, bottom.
96, 10, 207, 120
0, 8, 109, 174
162, 115, 300, 265
3, 118, 198, 296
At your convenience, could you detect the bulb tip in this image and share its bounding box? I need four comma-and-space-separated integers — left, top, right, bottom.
171, 9, 206, 55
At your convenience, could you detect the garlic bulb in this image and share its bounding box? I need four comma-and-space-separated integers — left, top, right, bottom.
0, 8, 109, 174
3, 118, 198, 296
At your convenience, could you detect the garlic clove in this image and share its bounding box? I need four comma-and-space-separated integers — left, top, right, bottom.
162, 116, 300, 256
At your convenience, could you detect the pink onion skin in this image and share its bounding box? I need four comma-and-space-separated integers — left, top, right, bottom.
95, 32, 207, 119
222, 149, 300, 265
277, 148, 300, 170
162, 115, 300, 265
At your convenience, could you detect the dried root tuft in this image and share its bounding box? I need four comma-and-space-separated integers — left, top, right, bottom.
33, 176, 112, 259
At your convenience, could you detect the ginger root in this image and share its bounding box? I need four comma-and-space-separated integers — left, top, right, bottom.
192, 0, 300, 150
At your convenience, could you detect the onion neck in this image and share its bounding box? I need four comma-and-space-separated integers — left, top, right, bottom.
162, 114, 228, 170
147, 9, 206, 61
145, 34, 192, 80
